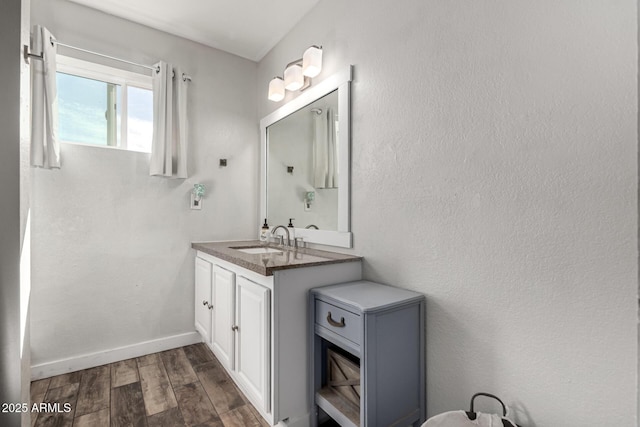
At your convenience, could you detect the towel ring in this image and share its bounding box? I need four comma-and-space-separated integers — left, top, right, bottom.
470, 392, 507, 416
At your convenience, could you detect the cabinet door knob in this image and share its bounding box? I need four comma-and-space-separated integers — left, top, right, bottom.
327, 312, 346, 328
202, 300, 208, 306
208, 303, 213, 310
232, 325, 239, 331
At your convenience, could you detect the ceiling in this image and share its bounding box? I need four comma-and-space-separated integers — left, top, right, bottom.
67, 0, 320, 62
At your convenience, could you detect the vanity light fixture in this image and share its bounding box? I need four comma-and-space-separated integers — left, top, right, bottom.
268, 45, 323, 102
268, 77, 285, 102
284, 62, 304, 91
302, 45, 323, 78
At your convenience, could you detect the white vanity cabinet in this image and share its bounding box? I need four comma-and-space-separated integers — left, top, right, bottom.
194, 249, 361, 427
195, 259, 237, 371
236, 276, 271, 413
194, 257, 213, 342
211, 265, 236, 371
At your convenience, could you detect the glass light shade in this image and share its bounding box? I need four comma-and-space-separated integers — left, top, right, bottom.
284, 64, 304, 91
268, 77, 285, 102
302, 46, 323, 78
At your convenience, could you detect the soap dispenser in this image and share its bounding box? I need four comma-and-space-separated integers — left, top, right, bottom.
260, 218, 270, 243
287, 218, 295, 240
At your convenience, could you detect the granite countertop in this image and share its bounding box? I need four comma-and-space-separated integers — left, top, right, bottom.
192, 240, 361, 276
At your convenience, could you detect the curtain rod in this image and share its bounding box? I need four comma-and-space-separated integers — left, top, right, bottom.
23, 37, 193, 82
54, 39, 157, 72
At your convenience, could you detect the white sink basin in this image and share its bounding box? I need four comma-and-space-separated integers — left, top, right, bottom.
234, 247, 283, 255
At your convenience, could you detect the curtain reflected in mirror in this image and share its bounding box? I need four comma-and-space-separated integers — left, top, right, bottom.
312, 106, 338, 189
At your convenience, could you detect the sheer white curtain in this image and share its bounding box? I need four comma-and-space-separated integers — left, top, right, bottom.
31, 25, 60, 169
326, 107, 337, 188
150, 61, 188, 178
313, 107, 338, 188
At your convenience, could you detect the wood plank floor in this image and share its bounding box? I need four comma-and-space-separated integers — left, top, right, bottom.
30, 343, 270, 427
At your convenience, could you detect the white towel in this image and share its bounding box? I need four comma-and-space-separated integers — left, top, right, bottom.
31, 25, 60, 169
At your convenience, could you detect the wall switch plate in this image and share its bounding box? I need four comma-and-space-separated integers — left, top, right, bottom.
190, 194, 202, 210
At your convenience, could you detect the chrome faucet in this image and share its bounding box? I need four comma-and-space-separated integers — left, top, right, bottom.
271, 225, 290, 247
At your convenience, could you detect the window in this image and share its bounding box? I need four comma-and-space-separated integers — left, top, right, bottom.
56, 55, 154, 153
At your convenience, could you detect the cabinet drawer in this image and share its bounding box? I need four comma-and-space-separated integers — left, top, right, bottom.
315, 300, 361, 345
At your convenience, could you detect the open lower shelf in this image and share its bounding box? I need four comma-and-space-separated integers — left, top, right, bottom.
316, 387, 360, 427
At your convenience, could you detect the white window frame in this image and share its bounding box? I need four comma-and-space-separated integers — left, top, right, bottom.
56, 54, 153, 152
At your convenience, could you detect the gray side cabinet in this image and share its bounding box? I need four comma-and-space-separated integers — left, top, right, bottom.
310, 281, 426, 427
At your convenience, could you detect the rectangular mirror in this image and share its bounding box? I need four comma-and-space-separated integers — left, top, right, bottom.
260, 66, 353, 248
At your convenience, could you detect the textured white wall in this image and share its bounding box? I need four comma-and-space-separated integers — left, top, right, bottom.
30, 0, 258, 366
258, 1, 638, 425
267, 97, 339, 231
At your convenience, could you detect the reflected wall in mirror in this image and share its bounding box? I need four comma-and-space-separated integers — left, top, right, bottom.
267, 90, 339, 231
260, 66, 353, 248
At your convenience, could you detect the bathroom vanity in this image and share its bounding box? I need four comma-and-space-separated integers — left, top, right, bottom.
192, 240, 362, 426
191, 64, 361, 427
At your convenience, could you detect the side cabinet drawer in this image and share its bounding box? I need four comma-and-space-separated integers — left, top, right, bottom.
315, 300, 361, 345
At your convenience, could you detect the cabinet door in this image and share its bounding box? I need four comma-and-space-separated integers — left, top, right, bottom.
212, 265, 236, 371
235, 276, 271, 413
195, 257, 212, 343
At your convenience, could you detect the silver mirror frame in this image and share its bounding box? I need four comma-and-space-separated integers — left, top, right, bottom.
260, 65, 353, 248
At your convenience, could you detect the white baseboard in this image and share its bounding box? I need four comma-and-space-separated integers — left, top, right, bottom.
31, 331, 202, 380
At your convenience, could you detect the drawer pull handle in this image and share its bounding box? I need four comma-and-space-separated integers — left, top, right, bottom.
327, 312, 345, 328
